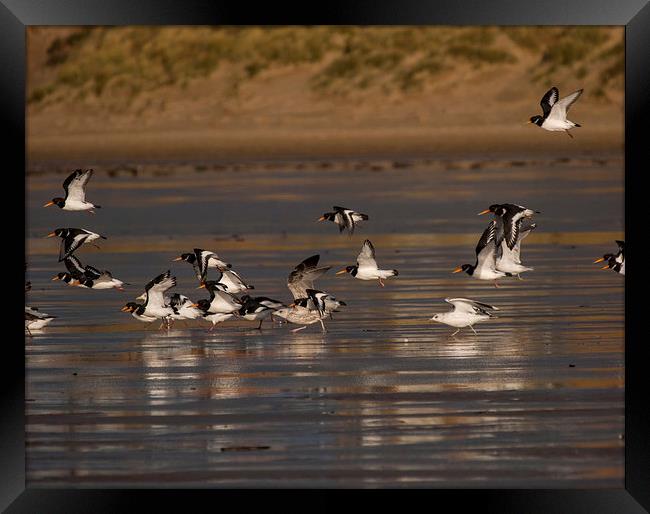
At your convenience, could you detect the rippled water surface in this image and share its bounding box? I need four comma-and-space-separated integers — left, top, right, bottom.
26, 158, 624, 487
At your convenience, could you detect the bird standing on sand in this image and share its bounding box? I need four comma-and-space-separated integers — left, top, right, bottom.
44, 169, 101, 213
337, 239, 398, 287
594, 240, 625, 275
318, 206, 369, 235
47, 228, 107, 262
430, 298, 499, 336
454, 221, 510, 287
528, 87, 583, 138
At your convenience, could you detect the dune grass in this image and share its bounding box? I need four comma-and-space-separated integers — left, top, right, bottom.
28, 26, 622, 107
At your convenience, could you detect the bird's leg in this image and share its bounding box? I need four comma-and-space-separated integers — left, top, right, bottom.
319, 319, 327, 332
158, 321, 165, 330
88, 210, 96, 215
566, 130, 574, 139
451, 328, 460, 337
291, 326, 307, 333
257, 319, 263, 330
494, 280, 500, 288
379, 278, 385, 287
26, 327, 32, 337
208, 324, 216, 332
517, 274, 524, 281
469, 325, 478, 335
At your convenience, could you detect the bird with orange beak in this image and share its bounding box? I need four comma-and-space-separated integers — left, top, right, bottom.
594, 240, 625, 275
46, 228, 107, 262
478, 203, 539, 251
337, 239, 398, 287
44, 169, 100, 213
318, 206, 368, 236
453, 221, 510, 288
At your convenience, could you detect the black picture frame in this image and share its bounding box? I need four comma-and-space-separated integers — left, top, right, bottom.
7, 1, 648, 511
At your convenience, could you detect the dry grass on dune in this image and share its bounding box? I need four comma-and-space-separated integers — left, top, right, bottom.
26, 26, 624, 161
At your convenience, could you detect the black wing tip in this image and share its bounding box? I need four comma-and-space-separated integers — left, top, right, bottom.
360, 214, 369, 220
392, 269, 399, 276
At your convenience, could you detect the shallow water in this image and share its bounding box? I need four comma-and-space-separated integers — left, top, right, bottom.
25, 157, 624, 487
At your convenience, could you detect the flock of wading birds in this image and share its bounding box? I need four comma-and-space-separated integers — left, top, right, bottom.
25, 87, 625, 336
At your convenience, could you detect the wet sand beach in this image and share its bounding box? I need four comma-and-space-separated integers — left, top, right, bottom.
25, 156, 624, 487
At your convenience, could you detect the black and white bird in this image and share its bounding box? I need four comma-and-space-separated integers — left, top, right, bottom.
287, 254, 331, 301
528, 87, 583, 138
478, 204, 539, 251
292, 289, 346, 319
430, 298, 499, 336
133, 290, 202, 322
197, 280, 243, 315
191, 299, 235, 331
336, 239, 398, 287
238, 295, 285, 329
594, 240, 625, 275
219, 269, 254, 294
53, 255, 126, 290
25, 306, 56, 334
44, 169, 101, 213
454, 221, 510, 287
496, 221, 536, 278
173, 248, 231, 283
47, 228, 107, 262
318, 206, 369, 235
168, 294, 203, 321
122, 271, 177, 328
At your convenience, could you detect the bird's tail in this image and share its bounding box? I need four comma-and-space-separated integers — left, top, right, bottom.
574, 123, 581, 127
392, 269, 399, 277
360, 214, 369, 220
95, 205, 102, 209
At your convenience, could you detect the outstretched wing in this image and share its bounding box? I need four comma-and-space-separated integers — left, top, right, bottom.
59, 233, 87, 262
287, 254, 331, 300
144, 270, 176, 307
193, 249, 210, 281
475, 221, 498, 270
540, 87, 559, 118
446, 297, 499, 316
62, 169, 92, 203
63, 255, 86, 278
549, 89, 583, 121
84, 264, 103, 279
512, 222, 536, 264
356, 240, 377, 269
